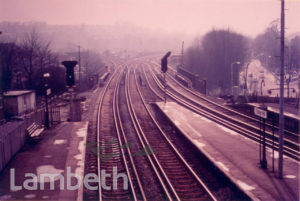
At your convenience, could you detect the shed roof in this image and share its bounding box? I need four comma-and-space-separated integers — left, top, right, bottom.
4, 90, 34, 97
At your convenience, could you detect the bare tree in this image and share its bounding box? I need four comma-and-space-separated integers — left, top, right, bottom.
16, 29, 56, 92
17, 29, 42, 89
185, 29, 249, 95
288, 36, 300, 72
252, 21, 280, 70
0, 43, 18, 91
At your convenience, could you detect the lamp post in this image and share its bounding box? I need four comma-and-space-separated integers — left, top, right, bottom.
267, 55, 271, 68
261, 79, 265, 105
261, 79, 265, 97
286, 74, 291, 98
231, 61, 241, 96
43, 73, 50, 129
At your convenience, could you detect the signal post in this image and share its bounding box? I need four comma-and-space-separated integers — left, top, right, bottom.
62, 61, 78, 121
161, 51, 171, 103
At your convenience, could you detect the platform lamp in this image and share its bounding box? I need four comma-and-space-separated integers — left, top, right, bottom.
43, 73, 50, 129
261, 79, 265, 105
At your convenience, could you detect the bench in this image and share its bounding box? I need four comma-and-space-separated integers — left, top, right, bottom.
26, 122, 44, 143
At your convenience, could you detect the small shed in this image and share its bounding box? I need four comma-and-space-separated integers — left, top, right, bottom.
3, 90, 36, 117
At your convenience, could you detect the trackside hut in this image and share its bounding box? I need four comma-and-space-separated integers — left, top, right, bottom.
3, 90, 36, 118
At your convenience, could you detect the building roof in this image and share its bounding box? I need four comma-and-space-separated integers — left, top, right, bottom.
4, 90, 34, 97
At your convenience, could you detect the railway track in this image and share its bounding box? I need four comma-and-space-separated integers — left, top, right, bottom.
135, 64, 254, 200
125, 63, 254, 200
84, 66, 146, 201
83, 60, 253, 200
85, 62, 176, 201
83, 67, 118, 201
149, 60, 298, 137
163, 69, 300, 149
141, 62, 300, 161
168, 67, 298, 138
96, 64, 173, 200
96, 69, 136, 200
117, 68, 172, 200
127, 66, 218, 200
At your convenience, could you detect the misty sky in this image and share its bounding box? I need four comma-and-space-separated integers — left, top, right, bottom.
0, 0, 299, 37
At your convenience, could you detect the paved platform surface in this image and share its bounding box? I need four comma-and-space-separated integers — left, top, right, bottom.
157, 101, 299, 201
0, 121, 88, 201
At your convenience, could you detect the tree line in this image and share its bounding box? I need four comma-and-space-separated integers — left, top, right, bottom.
0, 29, 104, 96
184, 22, 300, 96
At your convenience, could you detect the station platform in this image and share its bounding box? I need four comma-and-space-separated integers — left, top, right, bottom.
156, 101, 299, 201
0, 121, 88, 201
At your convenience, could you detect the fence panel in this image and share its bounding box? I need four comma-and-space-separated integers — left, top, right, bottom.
0, 109, 45, 172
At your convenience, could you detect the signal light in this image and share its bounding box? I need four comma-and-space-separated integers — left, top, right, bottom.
161, 51, 171, 73
62, 61, 78, 87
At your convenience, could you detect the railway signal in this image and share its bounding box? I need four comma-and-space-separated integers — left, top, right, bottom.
161, 51, 171, 73
62, 60, 77, 87
161, 51, 171, 103
62, 60, 78, 121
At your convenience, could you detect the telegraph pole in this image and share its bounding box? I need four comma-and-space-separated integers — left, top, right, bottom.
278, 0, 285, 179
78, 46, 81, 91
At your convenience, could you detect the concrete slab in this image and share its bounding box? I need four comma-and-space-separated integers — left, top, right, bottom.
0, 121, 88, 201
156, 101, 299, 201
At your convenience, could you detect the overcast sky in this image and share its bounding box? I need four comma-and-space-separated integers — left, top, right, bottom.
0, 0, 299, 37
